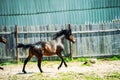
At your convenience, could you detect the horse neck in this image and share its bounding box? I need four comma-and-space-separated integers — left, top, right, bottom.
56, 35, 66, 44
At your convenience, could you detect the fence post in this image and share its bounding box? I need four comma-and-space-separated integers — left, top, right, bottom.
68, 24, 73, 60
15, 25, 19, 63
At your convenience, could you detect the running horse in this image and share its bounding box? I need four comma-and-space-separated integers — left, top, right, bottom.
0, 36, 7, 70
17, 28, 76, 73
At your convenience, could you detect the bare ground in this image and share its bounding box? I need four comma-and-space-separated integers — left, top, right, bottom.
0, 60, 120, 80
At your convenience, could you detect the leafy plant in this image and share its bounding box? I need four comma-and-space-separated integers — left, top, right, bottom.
76, 57, 89, 62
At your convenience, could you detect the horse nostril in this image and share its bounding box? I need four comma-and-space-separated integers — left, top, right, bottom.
72, 39, 75, 43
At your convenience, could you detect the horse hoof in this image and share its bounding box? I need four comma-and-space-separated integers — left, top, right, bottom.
22, 70, 27, 74
65, 65, 68, 67
23, 71, 27, 74
58, 67, 60, 70
0, 67, 4, 70
0, 68, 4, 70
40, 71, 43, 73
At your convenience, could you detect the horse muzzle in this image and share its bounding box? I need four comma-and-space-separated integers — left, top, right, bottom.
72, 39, 76, 43
2, 39, 7, 44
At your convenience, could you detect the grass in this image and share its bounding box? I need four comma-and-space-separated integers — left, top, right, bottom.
8, 71, 120, 80
98, 55, 120, 61
105, 72, 120, 80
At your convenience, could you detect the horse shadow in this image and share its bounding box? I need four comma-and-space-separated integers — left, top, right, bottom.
17, 71, 52, 75
17, 72, 34, 75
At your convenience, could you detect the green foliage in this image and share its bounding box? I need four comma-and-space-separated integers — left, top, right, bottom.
74, 57, 89, 62
111, 55, 120, 60
110, 56, 119, 60
100, 55, 120, 61
65, 57, 72, 62
0, 61, 23, 66
0, 62, 11, 66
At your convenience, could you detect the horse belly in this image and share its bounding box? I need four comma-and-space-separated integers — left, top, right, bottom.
43, 51, 55, 56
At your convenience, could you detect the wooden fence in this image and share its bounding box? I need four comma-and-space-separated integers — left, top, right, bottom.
0, 21, 120, 61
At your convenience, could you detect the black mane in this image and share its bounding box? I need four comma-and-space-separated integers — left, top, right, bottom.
53, 29, 71, 39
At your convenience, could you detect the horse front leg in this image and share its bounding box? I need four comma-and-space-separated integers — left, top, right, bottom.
58, 59, 63, 70
57, 53, 67, 69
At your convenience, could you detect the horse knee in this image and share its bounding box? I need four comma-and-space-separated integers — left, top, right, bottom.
24, 57, 30, 63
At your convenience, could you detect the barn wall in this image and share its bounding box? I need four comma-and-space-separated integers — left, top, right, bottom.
0, 0, 120, 26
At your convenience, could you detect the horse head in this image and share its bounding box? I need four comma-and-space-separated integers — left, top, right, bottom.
53, 29, 76, 43
64, 29, 76, 43
0, 36, 7, 44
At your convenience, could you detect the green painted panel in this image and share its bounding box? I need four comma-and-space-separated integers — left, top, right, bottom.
0, 0, 120, 26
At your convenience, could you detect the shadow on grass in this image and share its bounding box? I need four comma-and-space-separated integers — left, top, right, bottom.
17, 72, 34, 75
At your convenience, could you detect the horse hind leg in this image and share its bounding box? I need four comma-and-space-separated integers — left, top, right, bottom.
22, 52, 33, 73
38, 57, 43, 73
0, 67, 3, 70
37, 52, 43, 73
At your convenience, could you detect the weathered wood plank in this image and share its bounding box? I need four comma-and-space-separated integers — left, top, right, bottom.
0, 22, 119, 61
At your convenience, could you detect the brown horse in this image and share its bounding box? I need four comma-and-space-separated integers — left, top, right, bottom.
17, 28, 76, 73
0, 36, 7, 70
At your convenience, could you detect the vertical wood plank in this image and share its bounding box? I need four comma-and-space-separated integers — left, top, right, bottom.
15, 25, 19, 63
68, 24, 73, 59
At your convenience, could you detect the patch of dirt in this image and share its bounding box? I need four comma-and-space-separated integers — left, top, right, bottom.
0, 60, 120, 79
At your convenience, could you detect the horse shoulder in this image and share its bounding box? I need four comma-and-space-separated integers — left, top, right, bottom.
44, 40, 57, 53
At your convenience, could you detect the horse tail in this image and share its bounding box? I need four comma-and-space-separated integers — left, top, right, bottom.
17, 43, 33, 49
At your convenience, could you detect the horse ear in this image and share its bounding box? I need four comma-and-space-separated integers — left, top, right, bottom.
68, 25, 72, 34
68, 28, 72, 34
